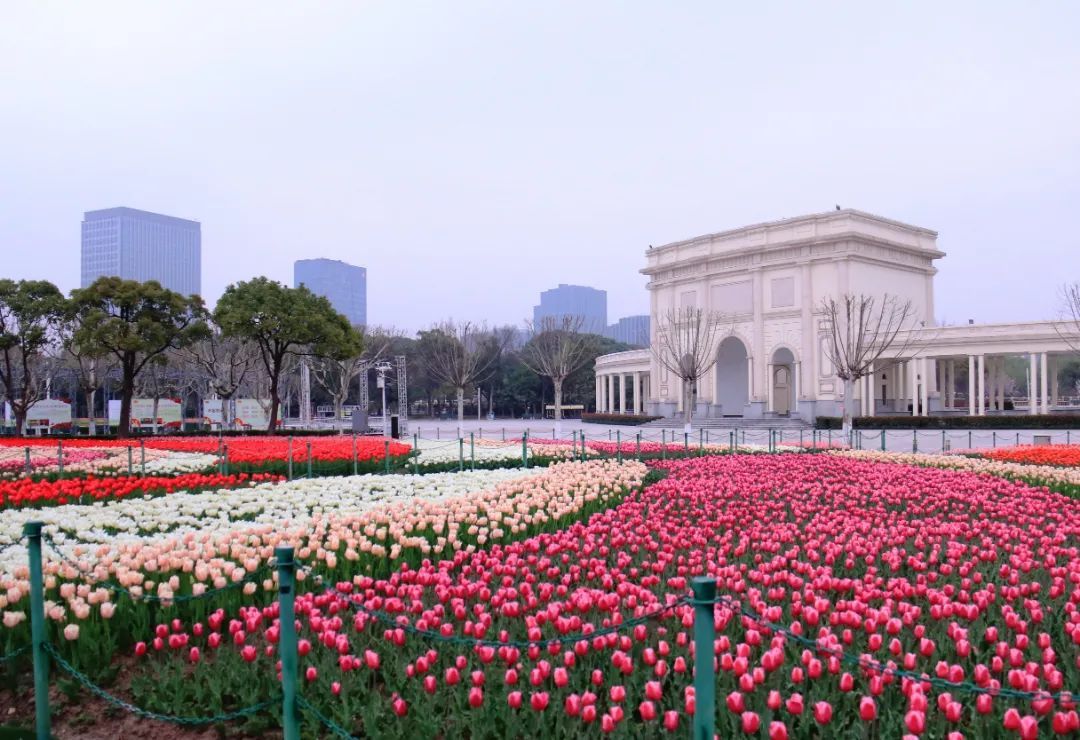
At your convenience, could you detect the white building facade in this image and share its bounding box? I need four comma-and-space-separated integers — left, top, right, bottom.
595, 209, 1076, 421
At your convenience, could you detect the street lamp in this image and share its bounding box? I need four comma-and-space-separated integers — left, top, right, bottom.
375, 361, 392, 437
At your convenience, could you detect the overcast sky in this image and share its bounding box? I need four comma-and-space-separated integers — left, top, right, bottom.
2, 2, 1077, 332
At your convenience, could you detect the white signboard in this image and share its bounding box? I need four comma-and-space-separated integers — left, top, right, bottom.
203, 399, 270, 429
108, 398, 183, 429
4, 399, 72, 430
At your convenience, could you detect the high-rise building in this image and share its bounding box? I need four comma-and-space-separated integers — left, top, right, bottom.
294, 258, 367, 326
81, 207, 201, 296
606, 315, 650, 346
533, 284, 607, 334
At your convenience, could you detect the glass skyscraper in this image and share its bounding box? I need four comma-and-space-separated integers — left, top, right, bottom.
533, 284, 607, 334
294, 258, 367, 326
80, 207, 201, 296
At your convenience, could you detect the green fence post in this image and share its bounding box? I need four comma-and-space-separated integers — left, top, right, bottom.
127, 445, 133, 475
522, 431, 529, 469
140, 439, 146, 476
24, 521, 50, 740
968, 430, 972, 449
993, 431, 997, 449
942, 429, 946, 451
275, 546, 300, 740
306, 441, 312, 478
1068, 430, 1071, 444
1016, 432, 1020, 446
799, 430, 803, 447
470, 432, 475, 471
502, 427, 506, 442
458, 437, 464, 472
636, 432, 641, 461
223, 444, 229, 475
287, 436, 294, 480
729, 430, 734, 453
691, 576, 717, 740
608, 429, 612, 441
684, 431, 689, 456
57, 440, 63, 476
698, 428, 703, 454
571, 430, 577, 458
880, 430, 886, 452
616, 430, 622, 464
352, 433, 358, 476
661, 429, 667, 461
382, 440, 389, 474
24, 447, 31, 475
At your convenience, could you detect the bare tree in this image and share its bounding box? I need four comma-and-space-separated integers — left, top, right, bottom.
519, 315, 591, 432
820, 293, 917, 437
1058, 282, 1080, 352
418, 321, 505, 434
184, 332, 260, 429
650, 307, 727, 432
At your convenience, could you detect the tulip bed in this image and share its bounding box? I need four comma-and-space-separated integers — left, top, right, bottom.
979, 445, 1080, 468
89, 453, 1079, 739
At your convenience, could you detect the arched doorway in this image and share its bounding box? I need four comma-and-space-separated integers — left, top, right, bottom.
771, 348, 795, 416
715, 336, 749, 417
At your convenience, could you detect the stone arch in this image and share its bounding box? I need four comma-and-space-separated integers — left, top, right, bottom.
715, 335, 749, 416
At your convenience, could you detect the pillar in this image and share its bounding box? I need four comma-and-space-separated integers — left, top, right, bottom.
794, 361, 801, 415
1040, 352, 1048, 415
968, 355, 976, 416
1051, 357, 1060, 408
595, 376, 602, 413
766, 363, 774, 413
1029, 353, 1037, 414
632, 371, 641, 414
920, 357, 929, 417
977, 354, 985, 416
606, 374, 614, 413
864, 362, 872, 414
618, 374, 626, 414
910, 358, 919, 416
997, 358, 1005, 412
747, 356, 754, 400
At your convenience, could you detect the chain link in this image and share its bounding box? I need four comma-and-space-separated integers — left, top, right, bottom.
41, 532, 273, 604
296, 694, 357, 739
0, 644, 31, 663
43, 642, 278, 725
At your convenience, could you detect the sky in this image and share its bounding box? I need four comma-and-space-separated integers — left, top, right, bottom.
2, 2, 1078, 333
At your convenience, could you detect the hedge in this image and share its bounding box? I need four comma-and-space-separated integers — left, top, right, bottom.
581, 412, 662, 426
0, 428, 344, 440
815, 415, 1080, 430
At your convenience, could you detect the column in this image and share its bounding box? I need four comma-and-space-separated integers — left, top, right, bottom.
977, 354, 985, 416
1040, 352, 1048, 415
632, 371, 641, 414
948, 360, 956, 408
910, 358, 919, 416
864, 362, 872, 414
1052, 357, 1060, 409
618, 374, 626, 414
595, 376, 602, 413
967, 356, 976, 416
606, 374, 614, 414
997, 358, 1005, 412
794, 361, 801, 415
920, 357, 929, 417
1028, 353, 1037, 414
766, 363, 774, 413
747, 356, 754, 400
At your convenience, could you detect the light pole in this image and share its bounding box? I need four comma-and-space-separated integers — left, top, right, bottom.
375, 361, 392, 437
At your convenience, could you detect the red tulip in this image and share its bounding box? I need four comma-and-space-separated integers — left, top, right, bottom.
768, 721, 788, 740
508, 691, 523, 709
134, 642, 147, 657
741, 711, 760, 733
645, 681, 662, 701
726, 691, 745, 714
859, 697, 877, 721
240, 645, 257, 663
785, 693, 804, 715
305, 666, 317, 682
530, 692, 549, 711
639, 701, 657, 721
813, 701, 832, 725
468, 687, 484, 708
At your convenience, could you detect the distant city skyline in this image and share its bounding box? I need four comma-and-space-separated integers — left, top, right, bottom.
533, 284, 607, 335
294, 258, 367, 326
80, 207, 201, 296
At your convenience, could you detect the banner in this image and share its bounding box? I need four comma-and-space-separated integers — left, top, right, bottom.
108, 398, 182, 428
4, 399, 72, 430
203, 399, 271, 429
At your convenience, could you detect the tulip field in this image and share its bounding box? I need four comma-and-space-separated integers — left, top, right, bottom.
0, 436, 1079, 738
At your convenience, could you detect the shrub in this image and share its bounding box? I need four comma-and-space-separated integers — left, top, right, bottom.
815, 414, 1080, 430
581, 412, 662, 426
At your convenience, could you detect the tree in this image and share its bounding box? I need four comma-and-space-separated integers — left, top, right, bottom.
58, 333, 112, 436
418, 321, 505, 433
0, 280, 66, 435
1059, 282, 1080, 352
519, 316, 592, 432
183, 330, 260, 430
214, 278, 359, 431
650, 307, 727, 431
68, 277, 207, 437
820, 293, 917, 437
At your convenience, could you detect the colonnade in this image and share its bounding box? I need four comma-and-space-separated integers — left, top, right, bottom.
595, 371, 649, 414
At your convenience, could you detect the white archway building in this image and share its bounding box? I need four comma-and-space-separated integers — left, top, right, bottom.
594, 209, 1077, 422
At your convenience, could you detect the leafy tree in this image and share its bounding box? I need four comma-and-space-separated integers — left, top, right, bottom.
214, 277, 360, 431
68, 277, 208, 437
0, 280, 66, 435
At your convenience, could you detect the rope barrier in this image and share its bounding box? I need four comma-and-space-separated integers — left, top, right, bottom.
297, 695, 356, 740
44, 642, 279, 725
0, 644, 31, 663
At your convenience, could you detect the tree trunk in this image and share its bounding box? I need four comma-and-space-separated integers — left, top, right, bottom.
87, 387, 97, 436
118, 372, 135, 438
13, 409, 27, 437
268, 373, 281, 433
842, 376, 855, 440
456, 386, 464, 435
683, 376, 694, 431
151, 396, 160, 436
